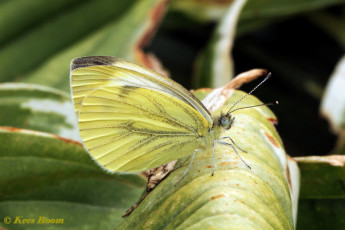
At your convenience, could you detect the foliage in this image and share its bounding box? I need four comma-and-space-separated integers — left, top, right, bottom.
0, 0, 344, 229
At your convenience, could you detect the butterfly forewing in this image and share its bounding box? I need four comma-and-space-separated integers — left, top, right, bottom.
71, 56, 213, 124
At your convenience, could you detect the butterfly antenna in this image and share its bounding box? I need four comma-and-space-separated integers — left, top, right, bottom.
229, 101, 278, 113
226, 72, 271, 115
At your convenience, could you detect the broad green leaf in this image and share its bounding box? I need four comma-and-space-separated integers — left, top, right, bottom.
296, 155, 345, 199
320, 55, 345, 153
117, 84, 298, 229
239, 0, 345, 22
297, 199, 345, 230
193, 0, 247, 88
0, 0, 84, 45
0, 0, 136, 82
170, 0, 231, 22
295, 155, 345, 229
0, 0, 169, 92
0, 83, 79, 140
171, 0, 345, 25
0, 127, 146, 230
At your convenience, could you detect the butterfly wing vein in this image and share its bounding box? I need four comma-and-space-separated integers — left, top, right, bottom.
71, 57, 213, 172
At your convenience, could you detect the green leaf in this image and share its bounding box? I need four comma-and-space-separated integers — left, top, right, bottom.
171, 0, 345, 26
0, 127, 146, 230
0, 83, 79, 140
117, 88, 298, 229
170, 0, 231, 22
193, 0, 247, 88
295, 155, 345, 229
239, 0, 345, 21
0, 0, 169, 92
296, 155, 345, 199
297, 199, 345, 230
0, 0, 85, 45
320, 55, 345, 153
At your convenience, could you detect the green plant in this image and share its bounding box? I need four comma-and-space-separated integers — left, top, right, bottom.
0, 0, 344, 229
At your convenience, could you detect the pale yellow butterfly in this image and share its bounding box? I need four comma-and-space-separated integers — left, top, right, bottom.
70, 56, 274, 176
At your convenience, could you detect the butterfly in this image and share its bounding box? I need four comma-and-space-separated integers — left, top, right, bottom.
70, 56, 275, 179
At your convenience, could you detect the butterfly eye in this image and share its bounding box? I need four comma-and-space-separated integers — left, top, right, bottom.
219, 114, 234, 130
220, 117, 229, 127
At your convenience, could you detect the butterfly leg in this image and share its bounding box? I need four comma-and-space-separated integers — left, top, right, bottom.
217, 140, 251, 169
220, 136, 247, 153
174, 149, 201, 186
174, 157, 190, 171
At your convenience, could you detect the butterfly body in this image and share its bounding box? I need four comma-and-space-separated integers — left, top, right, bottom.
70, 56, 230, 173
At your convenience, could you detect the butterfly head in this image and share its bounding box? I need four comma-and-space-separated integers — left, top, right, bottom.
220, 113, 235, 130
213, 112, 235, 131
211, 72, 278, 133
